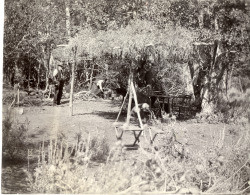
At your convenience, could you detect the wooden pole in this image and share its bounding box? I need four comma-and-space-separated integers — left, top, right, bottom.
126, 73, 133, 126
37, 63, 41, 90
17, 88, 20, 106
89, 61, 94, 90
115, 91, 129, 123
131, 82, 143, 129
70, 46, 77, 116
28, 56, 31, 91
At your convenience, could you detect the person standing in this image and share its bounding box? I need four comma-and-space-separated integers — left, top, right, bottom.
53, 64, 65, 105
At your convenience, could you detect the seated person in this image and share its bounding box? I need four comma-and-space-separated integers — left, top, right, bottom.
131, 103, 155, 123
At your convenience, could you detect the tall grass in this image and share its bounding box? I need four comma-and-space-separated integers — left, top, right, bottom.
2, 111, 29, 160
27, 123, 250, 194
27, 134, 142, 193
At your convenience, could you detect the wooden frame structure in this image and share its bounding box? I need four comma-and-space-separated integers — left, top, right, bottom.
113, 73, 169, 147
114, 73, 146, 147
149, 93, 193, 119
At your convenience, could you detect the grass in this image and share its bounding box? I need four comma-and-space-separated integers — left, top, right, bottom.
2, 111, 29, 160
3, 87, 249, 193
26, 120, 250, 194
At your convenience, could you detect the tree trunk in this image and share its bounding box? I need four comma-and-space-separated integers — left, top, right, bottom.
28, 58, 31, 90
65, 0, 71, 38
228, 63, 235, 90
84, 60, 89, 87
192, 41, 225, 113
198, 10, 204, 29
70, 46, 77, 116
215, 15, 219, 31
190, 57, 207, 112
41, 45, 50, 91
89, 62, 94, 90
43, 58, 49, 91
193, 69, 207, 112
201, 40, 228, 113
183, 63, 194, 95
37, 63, 41, 90
13, 59, 18, 86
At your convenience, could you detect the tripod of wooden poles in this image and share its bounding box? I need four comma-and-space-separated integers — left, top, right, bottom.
114, 73, 146, 146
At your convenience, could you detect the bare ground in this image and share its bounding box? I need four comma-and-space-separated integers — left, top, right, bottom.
3, 98, 239, 152
2, 95, 242, 193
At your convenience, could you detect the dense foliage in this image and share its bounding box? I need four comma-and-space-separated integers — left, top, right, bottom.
3, 0, 250, 111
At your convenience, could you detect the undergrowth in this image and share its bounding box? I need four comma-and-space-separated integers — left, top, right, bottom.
26, 121, 250, 194
196, 88, 250, 124
2, 111, 29, 160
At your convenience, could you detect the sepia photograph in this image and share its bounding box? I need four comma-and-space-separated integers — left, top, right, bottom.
1, 0, 250, 194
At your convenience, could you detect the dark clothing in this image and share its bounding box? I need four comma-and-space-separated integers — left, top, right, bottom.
145, 70, 154, 86
53, 80, 64, 105
113, 87, 127, 102
131, 103, 153, 122
53, 67, 64, 105
114, 87, 127, 98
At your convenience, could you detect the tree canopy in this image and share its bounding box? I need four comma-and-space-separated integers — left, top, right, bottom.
3, 0, 250, 110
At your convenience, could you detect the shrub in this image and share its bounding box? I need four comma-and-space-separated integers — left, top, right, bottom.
27, 124, 250, 194
27, 136, 139, 193
2, 91, 16, 105
203, 124, 250, 193
195, 88, 250, 124
89, 136, 110, 162
215, 88, 250, 123
2, 111, 29, 160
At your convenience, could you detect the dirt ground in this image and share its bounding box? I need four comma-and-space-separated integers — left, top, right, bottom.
5, 99, 122, 146
3, 96, 241, 156
2, 95, 243, 193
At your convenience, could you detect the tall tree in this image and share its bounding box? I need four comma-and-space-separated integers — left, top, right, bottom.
4, 0, 69, 89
